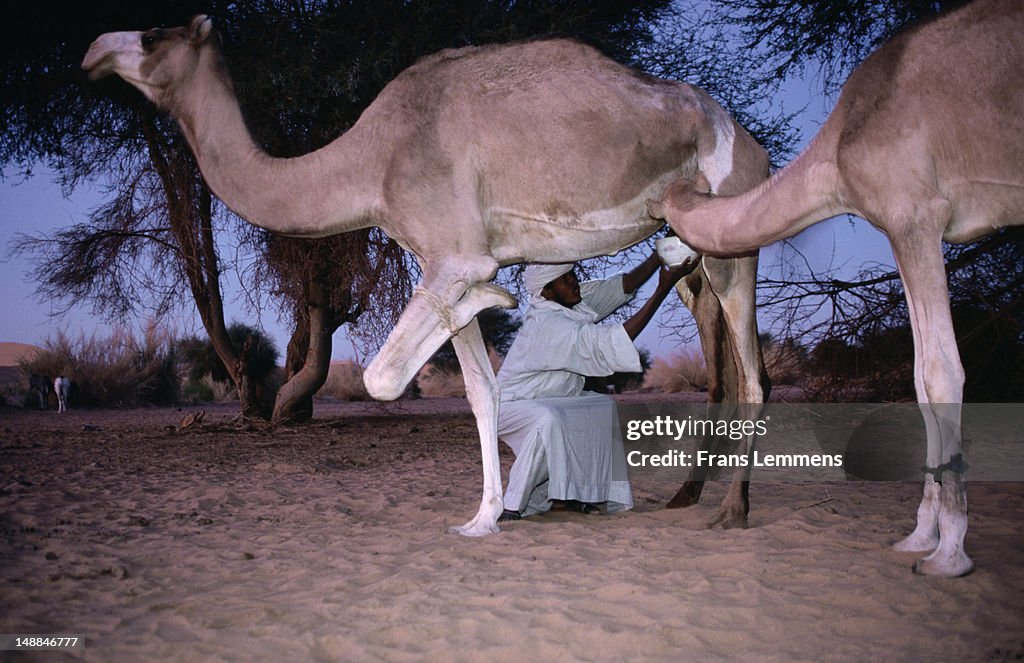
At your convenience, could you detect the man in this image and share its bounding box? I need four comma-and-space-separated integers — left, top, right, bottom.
497, 249, 698, 520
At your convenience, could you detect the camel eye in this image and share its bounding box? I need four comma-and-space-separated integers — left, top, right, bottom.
141, 30, 163, 51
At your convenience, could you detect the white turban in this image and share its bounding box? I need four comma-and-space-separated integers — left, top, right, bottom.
523, 263, 574, 302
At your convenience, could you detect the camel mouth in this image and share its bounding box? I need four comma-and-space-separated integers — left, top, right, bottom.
81, 47, 114, 79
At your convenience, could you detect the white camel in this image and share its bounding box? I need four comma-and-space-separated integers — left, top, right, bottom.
83, 16, 770, 535
649, 0, 1023, 576
54, 376, 70, 413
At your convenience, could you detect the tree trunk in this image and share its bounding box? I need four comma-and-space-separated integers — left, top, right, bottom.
141, 115, 274, 419
272, 280, 344, 423
236, 334, 275, 420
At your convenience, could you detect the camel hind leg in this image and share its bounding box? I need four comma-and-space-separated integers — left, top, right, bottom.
886, 207, 973, 577
668, 255, 768, 529
665, 266, 735, 509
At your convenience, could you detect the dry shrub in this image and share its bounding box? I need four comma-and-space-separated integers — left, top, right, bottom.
642, 348, 708, 393
22, 323, 180, 408
416, 349, 504, 398
201, 373, 238, 402
316, 360, 369, 401
763, 340, 806, 386
417, 364, 466, 398
801, 368, 915, 403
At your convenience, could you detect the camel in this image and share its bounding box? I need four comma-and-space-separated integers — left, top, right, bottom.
54, 376, 71, 413
82, 15, 770, 535
29, 373, 51, 410
648, 0, 1023, 576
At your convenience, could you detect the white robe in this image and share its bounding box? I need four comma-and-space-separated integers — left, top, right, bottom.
497, 274, 639, 515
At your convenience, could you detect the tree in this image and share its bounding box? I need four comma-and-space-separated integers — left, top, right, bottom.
638, 1, 801, 166
715, 0, 960, 95
3, 2, 292, 419
180, 322, 281, 411
786, 228, 1024, 401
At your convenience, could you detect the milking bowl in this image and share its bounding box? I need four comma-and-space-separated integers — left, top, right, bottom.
655, 236, 700, 267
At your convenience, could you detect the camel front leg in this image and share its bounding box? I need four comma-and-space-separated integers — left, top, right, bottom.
360, 276, 514, 538
363, 282, 515, 401
446, 318, 505, 536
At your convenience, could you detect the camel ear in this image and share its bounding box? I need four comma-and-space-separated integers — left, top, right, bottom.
190, 15, 213, 43
646, 198, 667, 220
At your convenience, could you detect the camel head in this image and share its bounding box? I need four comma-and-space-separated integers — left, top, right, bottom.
82, 15, 216, 110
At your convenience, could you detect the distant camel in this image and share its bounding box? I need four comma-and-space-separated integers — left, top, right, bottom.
649, 0, 1023, 576
83, 16, 770, 535
54, 376, 70, 413
29, 373, 50, 409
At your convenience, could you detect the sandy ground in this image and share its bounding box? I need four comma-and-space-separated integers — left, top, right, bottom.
2, 396, 1022, 662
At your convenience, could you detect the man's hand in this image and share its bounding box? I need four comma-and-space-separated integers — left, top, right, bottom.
658, 254, 700, 288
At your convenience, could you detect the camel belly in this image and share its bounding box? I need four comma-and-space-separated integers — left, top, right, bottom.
481, 166, 685, 264
485, 205, 663, 265
942, 179, 1024, 243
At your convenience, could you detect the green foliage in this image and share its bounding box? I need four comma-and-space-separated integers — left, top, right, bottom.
180, 378, 215, 405
179, 322, 279, 385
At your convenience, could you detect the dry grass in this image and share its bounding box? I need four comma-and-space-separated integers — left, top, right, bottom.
20, 323, 180, 408
642, 348, 708, 393
316, 360, 370, 401
763, 340, 806, 386
200, 373, 238, 403
416, 349, 504, 398
416, 364, 467, 398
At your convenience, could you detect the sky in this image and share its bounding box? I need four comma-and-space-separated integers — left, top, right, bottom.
0, 51, 896, 367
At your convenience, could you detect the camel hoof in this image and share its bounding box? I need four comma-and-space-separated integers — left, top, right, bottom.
666, 487, 701, 510
665, 494, 699, 509
911, 552, 974, 577
447, 520, 500, 537
705, 510, 748, 530
893, 530, 939, 554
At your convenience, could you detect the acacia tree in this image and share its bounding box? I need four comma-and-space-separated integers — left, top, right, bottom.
716, 0, 961, 96
15, 1, 874, 416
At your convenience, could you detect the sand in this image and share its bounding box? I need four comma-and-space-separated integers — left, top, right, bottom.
2, 396, 1022, 662
0, 343, 41, 368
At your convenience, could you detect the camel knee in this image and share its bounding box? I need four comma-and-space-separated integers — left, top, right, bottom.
363, 360, 408, 401
451, 283, 516, 329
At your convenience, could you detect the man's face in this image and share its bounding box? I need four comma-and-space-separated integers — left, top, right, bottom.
542, 269, 582, 308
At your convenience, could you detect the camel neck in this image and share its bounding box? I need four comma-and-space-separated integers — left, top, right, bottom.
173, 51, 380, 237
690, 136, 847, 255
